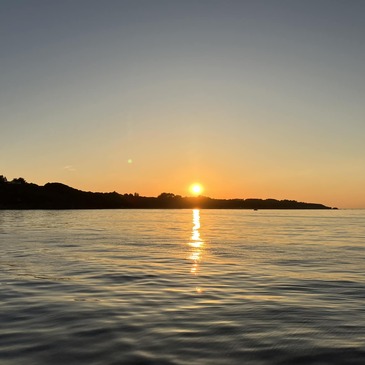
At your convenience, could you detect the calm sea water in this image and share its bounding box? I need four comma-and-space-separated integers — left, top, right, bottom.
1, 209, 364, 365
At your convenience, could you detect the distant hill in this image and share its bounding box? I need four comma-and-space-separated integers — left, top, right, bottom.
0, 177, 334, 210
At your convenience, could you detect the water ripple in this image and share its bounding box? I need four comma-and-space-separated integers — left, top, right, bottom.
1, 209, 364, 364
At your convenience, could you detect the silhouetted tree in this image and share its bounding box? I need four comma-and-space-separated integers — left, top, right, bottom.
11, 177, 27, 184
158, 193, 176, 199
0, 175, 7, 183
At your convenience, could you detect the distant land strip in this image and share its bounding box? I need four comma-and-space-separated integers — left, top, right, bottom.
0, 177, 335, 210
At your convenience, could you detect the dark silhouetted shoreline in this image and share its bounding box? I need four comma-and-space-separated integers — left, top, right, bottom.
0, 176, 334, 210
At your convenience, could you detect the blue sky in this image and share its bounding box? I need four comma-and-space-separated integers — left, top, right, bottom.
1, 0, 364, 207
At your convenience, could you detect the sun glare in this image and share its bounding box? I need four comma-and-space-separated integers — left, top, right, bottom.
190, 183, 203, 196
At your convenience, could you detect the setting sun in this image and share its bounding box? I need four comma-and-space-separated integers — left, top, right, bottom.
190, 183, 203, 196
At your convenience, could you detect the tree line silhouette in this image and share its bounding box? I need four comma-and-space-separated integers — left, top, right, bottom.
0, 175, 334, 210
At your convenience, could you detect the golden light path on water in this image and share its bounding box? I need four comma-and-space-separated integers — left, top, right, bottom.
188, 209, 204, 293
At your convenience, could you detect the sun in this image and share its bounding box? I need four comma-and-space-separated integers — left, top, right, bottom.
190, 183, 203, 196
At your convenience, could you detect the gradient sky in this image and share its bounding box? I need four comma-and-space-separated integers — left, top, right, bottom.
1, 0, 364, 208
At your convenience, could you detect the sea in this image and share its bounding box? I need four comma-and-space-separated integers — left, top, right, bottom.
0, 209, 364, 365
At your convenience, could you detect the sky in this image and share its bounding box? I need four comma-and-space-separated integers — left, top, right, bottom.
1, 0, 365, 208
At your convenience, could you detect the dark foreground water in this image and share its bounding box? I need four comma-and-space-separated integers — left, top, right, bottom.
1, 209, 364, 365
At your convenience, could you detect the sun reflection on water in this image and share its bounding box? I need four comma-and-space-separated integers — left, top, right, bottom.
188, 209, 204, 293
